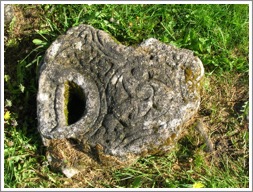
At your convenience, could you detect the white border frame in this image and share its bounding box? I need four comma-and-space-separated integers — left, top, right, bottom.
1, 1, 252, 191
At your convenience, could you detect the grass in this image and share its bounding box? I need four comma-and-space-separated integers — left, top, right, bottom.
3, 4, 249, 188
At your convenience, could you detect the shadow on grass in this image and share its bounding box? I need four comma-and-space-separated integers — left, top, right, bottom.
4, 32, 47, 157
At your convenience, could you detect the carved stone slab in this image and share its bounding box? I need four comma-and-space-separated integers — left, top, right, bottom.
37, 24, 204, 169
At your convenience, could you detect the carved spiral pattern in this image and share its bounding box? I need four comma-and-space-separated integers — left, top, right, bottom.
37, 25, 204, 159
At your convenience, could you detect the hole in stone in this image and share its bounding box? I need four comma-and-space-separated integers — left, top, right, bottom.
148, 71, 154, 79
64, 81, 86, 125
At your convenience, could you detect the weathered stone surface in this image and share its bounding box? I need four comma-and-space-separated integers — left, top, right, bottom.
37, 24, 204, 172
4, 5, 14, 25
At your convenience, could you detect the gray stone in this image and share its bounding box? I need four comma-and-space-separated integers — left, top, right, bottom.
37, 24, 204, 167
4, 5, 14, 25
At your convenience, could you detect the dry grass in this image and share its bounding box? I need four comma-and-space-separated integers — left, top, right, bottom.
27, 72, 248, 188
4, 4, 249, 188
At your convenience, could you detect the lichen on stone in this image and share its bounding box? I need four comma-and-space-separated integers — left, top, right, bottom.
37, 24, 204, 177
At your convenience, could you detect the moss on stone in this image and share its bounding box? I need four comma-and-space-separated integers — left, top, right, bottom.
185, 67, 193, 82
64, 81, 70, 125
